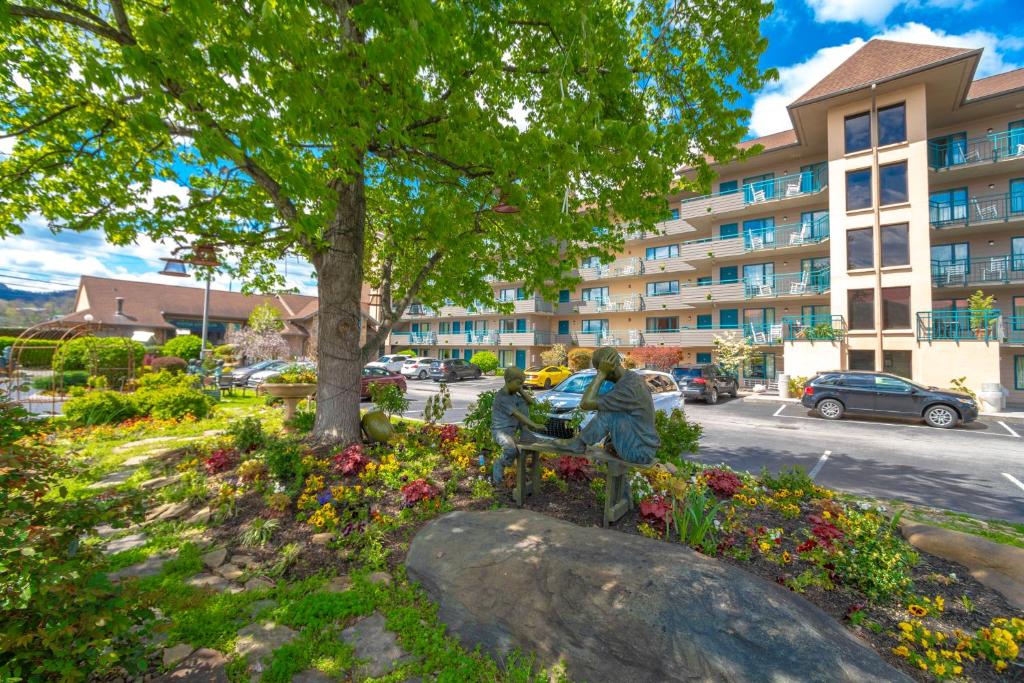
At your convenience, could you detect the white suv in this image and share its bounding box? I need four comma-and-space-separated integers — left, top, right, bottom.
400, 357, 437, 380
366, 354, 409, 373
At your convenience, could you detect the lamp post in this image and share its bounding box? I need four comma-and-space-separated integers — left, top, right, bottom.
160, 248, 217, 356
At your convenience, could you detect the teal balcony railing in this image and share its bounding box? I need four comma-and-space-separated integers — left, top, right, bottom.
744, 215, 830, 251
1003, 317, 1024, 344
929, 130, 1024, 170
743, 268, 830, 299
931, 254, 1024, 288
929, 192, 1024, 229
743, 163, 827, 204
781, 314, 847, 341
744, 323, 784, 345
406, 304, 436, 316
915, 310, 1001, 341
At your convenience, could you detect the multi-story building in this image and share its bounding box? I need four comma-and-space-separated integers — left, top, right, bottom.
388, 39, 1024, 406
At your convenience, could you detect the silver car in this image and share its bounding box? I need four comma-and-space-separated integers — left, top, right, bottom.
247, 360, 314, 388
366, 354, 410, 373
400, 356, 438, 380
540, 369, 685, 438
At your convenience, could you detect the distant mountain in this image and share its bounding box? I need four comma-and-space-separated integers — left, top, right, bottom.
0, 283, 76, 327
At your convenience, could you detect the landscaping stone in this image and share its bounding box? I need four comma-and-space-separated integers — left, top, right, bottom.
163, 643, 194, 667
186, 507, 212, 525
146, 501, 191, 523
102, 532, 148, 555
323, 576, 352, 593
201, 548, 228, 569
231, 554, 256, 566
247, 599, 277, 617
407, 510, 912, 683
291, 670, 333, 683
186, 573, 231, 592
108, 553, 174, 582
311, 532, 334, 545
245, 577, 275, 591
122, 453, 156, 467
155, 647, 228, 682
215, 563, 244, 581
87, 468, 136, 489
140, 474, 182, 491
235, 622, 298, 674
95, 523, 141, 539
365, 571, 391, 586
341, 613, 416, 680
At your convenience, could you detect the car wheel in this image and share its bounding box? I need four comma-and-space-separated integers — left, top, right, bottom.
448, 372, 456, 382
544, 378, 552, 389
817, 398, 844, 420
924, 404, 958, 429
418, 370, 427, 380
705, 387, 718, 404
728, 383, 738, 398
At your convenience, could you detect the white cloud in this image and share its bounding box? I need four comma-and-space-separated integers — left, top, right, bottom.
805, 0, 980, 26
748, 23, 1024, 137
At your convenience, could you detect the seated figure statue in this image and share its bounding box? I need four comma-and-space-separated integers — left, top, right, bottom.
490, 366, 543, 484
553, 347, 660, 464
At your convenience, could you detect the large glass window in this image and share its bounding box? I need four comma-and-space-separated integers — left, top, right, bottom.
845, 111, 871, 153
646, 244, 679, 260
881, 223, 909, 267
877, 103, 906, 146
929, 132, 967, 168
882, 287, 911, 329
744, 352, 776, 379
849, 350, 874, 371
719, 180, 738, 195
846, 168, 872, 210
743, 263, 775, 287
719, 223, 739, 240
498, 287, 525, 301
847, 228, 873, 270
581, 286, 609, 303
580, 256, 602, 269
1014, 236, 1024, 271
744, 217, 775, 249
848, 289, 875, 330
581, 319, 608, 334
646, 316, 678, 332
646, 280, 679, 296
929, 188, 967, 226
743, 308, 776, 327
931, 242, 970, 279
879, 162, 908, 205
801, 210, 828, 240
743, 173, 775, 201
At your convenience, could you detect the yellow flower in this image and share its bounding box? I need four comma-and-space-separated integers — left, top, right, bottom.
934, 596, 944, 611
898, 622, 913, 633
891, 646, 910, 658
759, 541, 771, 553
952, 666, 962, 675
918, 660, 928, 671
995, 660, 1007, 672
926, 650, 937, 662
908, 604, 928, 617
781, 551, 791, 564
822, 510, 831, 519
932, 663, 946, 677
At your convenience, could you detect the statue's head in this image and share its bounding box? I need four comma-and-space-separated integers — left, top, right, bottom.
503, 366, 525, 391
591, 346, 622, 371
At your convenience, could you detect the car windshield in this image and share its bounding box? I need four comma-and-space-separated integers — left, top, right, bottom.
672, 368, 702, 378
526, 366, 543, 372
552, 374, 614, 395
376, 356, 392, 363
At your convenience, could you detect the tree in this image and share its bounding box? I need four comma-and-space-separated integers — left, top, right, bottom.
539, 343, 568, 367
248, 304, 285, 334
228, 326, 289, 364
469, 351, 498, 375
627, 346, 682, 370
567, 348, 593, 372
712, 332, 754, 377
161, 334, 203, 361
0, 1, 774, 445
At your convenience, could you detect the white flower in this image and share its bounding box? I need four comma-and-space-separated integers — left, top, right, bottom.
857, 501, 871, 511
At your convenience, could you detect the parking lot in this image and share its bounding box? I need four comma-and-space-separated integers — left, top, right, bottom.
376, 376, 1024, 524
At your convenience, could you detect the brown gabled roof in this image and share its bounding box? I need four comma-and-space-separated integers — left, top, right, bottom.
792, 39, 977, 106
967, 67, 1024, 101
59, 276, 318, 329
737, 129, 798, 152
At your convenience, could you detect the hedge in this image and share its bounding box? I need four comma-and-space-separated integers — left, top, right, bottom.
161, 335, 202, 361
0, 337, 62, 368
31, 371, 90, 391
53, 337, 145, 385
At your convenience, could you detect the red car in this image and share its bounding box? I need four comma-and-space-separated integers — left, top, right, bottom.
361, 366, 407, 400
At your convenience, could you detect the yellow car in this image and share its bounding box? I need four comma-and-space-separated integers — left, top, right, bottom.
524, 365, 572, 390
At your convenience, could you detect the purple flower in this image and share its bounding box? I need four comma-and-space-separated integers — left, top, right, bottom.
316, 490, 334, 506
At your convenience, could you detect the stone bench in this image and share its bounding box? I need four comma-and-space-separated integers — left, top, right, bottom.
513, 441, 652, 527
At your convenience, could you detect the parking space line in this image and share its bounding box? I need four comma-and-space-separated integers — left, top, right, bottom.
809, 450, 831, 479
1003, 473, 1024, 493
772, 405, 786, 417
771, 411, 1016, 437
999, 421, 1021, 438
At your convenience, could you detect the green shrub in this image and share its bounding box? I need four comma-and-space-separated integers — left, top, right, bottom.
135, 370, 198, 392
161, 335, 203, 361
469, 351, 498, 374
53, 337, 145, 384
228, 416, 267, 452
396, 349, 416, 357
151, 356, 187, 373
463, 390, 496, 451
263, 437, 306, 492
286, 408, 316, 433
787, 375, 809, 396
144, 387, 214, 420
567, 348, 593, 371
31, 370, 90, 391
369, 382, 409, 418
654, 408, 702, 471
759, 465, 815, 497
0, 337, 61, 368
833, 509, 917, 602
63, 390, 140, 426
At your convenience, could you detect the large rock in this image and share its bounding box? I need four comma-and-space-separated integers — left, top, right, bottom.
407, 510, 911, 683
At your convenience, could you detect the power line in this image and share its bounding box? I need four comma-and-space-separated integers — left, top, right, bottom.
0, 268, 78, 286
0, 273, 78, 288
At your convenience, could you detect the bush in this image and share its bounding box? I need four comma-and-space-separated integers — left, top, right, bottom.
63, 390, 140, 426
469, 351, 498, 374
396, 349, 416, 357
787, 375, 809, 396
31, 370, 90, 391
263, 437, 306, 491
654, 408, 702, 471
151, 356, 187, 373
161, 335, 203, 361
53, 337, 145, 384
0, 337, 61, 368
463, 390, 496, 451
369, 382, 409, 418
567, 348, 593, 371
228, 416, 267, 452
145, 386, 213, 420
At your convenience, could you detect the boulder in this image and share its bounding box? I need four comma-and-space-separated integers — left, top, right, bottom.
406, 510, 911, 683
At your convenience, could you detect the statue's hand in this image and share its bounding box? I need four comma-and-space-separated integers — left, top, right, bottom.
597, 359, 617, 375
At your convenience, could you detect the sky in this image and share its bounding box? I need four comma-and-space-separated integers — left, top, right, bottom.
3, 0, 1023, 299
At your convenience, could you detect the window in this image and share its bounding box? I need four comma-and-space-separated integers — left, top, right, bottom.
646, 316, 678, 332
882, 286, 910, 329
931, 243, 970, 279
744, 352, 776, 379
646, 281, 679, 296
719, 180, 738, 195
557, 320, 570, 335
929, 132, 967, 168
1013, 178, 1024, 215
498, 287, 523, 302
558, 289, 570, 303
646, 244, 679, 261
879, 162, 908, 205
719, 223, 739, 240
846, 168, 872, 210
929, 188, 967, 226
743, 173, 775, 201
581, 319, 608, 334
744, 308, 776, 328
847, 228, 873, 269
883, 350, 912, 379
515, 318, 527, 333
744, 217, 775, 249
845, 112, 871, 153
696, 314, 712, 329
719, 265, 739, 283
881, 223, 909, 267
875, 375, 911, 392
719, 309, 739, 329
580, 256, 602, 269
439, 322, 451, 334
669, 208, 680, 220
499, 319, 515, 333
1014, 236, 1024, 271
1016, 356, 1024, 390
1010, 121, 1024, 156
697, 276, 711, 286
848, 289, 875, 330
696, 352, 712, 364
743, 263, 775, 287
848, 350, 874, 371
801, 210, 828, 240
877, 103, 906, 146
582, 287, 609, 302
802, 256, 831, 291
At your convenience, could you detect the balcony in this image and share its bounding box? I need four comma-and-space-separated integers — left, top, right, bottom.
929, 131, 1024, 171
626, 215, 696, 241
744, 269, 830, 300
405, 304, 437, 317
573, 330, 643, 347
743, 216, 830, 253
781, 314, 847, 341
645, 252, 703, 273
389, 331, 436, 345
915, 310, 1001, 341
1003, 318, 1024, 345
930, 192, 1024, 231
505, 297, 553, 314
497, 331, 552, 346
571, 294, 641, 315
642, 328, 739, 346
679, 163, 828, 225
578, 257, 643, 282
931, 255, 1024, 288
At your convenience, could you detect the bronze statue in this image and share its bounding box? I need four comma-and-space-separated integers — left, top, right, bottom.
490, 366, 543, 484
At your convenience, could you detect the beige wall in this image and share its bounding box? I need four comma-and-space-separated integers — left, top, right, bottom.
916, 341, 1002, 401
783, 341, 845, 378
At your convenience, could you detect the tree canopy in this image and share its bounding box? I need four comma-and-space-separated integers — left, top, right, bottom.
0, 0, 775, 442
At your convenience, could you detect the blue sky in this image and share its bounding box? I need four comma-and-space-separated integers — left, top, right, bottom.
2, 0, 1022, 298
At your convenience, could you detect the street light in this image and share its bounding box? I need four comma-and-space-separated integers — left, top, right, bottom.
159, 247, 219, 356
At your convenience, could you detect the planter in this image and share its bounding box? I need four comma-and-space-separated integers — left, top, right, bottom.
263, 382, 316, 421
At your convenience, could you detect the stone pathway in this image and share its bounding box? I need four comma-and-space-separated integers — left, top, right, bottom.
87, 468, 137, 489
112, 431, 223, 453
342, 612, 417, 680
235, 621, 299, 678
102, 532, 148, 555
155, 647, 228, 682
108, 552, 176, 583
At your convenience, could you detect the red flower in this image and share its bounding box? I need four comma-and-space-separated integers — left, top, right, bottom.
203, 448, 237, 474
796, 538, 817, 553
400, 479, 439, 506
639, 495, 673, 532
332, 444, 369, 476
554, 456, 591, 482
703, 468, 742, 497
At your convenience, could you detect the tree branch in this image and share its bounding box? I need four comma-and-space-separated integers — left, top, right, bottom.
7, 3, 133, 45
0, 102, 82, 139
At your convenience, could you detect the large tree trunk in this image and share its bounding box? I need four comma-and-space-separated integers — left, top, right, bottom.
310, 174, 366, 446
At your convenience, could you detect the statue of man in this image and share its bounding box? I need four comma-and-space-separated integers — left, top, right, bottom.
553, 347, 659, 464
490, 366, 544, 484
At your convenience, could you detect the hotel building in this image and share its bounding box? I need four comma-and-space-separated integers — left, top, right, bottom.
388, 40, 1024, 405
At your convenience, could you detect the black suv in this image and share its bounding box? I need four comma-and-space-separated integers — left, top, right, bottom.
800, 371, 978, 428
672, 364, 738, 404
428, 358, 482, 382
